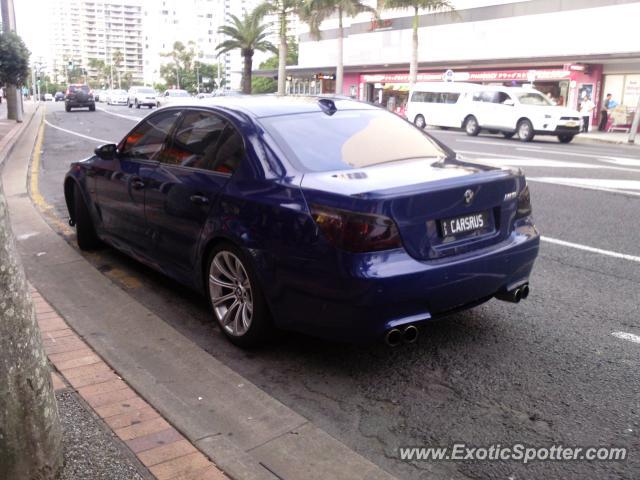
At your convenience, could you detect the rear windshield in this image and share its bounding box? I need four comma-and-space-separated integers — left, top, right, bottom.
138, 88, 155, 94
69, 85, 90, 93
260, 109, 445, 172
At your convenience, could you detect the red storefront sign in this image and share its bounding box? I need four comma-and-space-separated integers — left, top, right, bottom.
362, 69, 572, 84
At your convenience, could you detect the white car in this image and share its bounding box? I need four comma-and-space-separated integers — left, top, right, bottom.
128, 86, 157, 109
44, 93, 53, 101
107, 89, 128, 106
407, 81, 472, 129
459, 86, 582, 143
156, 89, 192, 107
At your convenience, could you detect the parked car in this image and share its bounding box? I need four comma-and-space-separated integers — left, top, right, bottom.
94, 89, 106, 102
459, 85, 582, 143
54, 91, 65, 102
65, 84, 95, 112
107, 89, 128, 106
128, 86, 157, 109
196, 92, 214, 99
407, 81, 472, 129
156, 89, 191, 107
63, 96, 539, 348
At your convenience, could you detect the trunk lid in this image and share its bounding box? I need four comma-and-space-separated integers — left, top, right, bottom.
300, 158, 522, 260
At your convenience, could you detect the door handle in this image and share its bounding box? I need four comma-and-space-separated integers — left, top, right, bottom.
190, 194, 210, 205
131, 179, 145, 190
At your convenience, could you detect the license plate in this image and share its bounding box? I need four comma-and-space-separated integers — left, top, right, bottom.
440, 211, 489, 238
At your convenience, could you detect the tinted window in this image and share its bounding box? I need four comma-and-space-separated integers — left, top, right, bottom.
445, 92, 460, 104
261, 109, 445, 172
69, 85, 90, 93
137, 87, 155, 94
495, 92, 512, 104
161, 110, 243, 174
516, 92, 552, 106
411, 91, 427, 102
119, 110, 180, 160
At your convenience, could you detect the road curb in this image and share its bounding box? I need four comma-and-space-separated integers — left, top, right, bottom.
3, 103, 398, 480
0, 102, 40, 167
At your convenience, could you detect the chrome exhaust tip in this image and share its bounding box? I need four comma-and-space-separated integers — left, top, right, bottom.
385, 328, 402, 347
403, 325, 419, 344
513, 288, 522, 303
520, 284, 530, 299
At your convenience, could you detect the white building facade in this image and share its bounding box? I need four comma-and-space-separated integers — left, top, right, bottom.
49, 0, 144, 86
289, 0, 640, 127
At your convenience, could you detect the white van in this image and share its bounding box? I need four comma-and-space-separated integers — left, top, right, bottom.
406, 82, 474, 129
458, 86, 582, 143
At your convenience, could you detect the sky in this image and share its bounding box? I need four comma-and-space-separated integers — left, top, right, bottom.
14, 0, 51, 62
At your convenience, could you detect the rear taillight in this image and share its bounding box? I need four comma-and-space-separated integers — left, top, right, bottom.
515, 183, 532, 219
310, 205, 402, 253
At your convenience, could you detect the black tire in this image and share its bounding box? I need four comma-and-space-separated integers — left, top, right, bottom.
73, 184, 101, 250
148, 105, 153, 109
558, 134, 574, 144
502, 132, 515, 139
89, 104, 95, 111
135, 100, 140, 109
414, 114, 426, 130
464, 115, 480, 136
516, 119, 535, 142
205, 243, 273, 348
65, 105, 71, 112
128, 102, 132, 108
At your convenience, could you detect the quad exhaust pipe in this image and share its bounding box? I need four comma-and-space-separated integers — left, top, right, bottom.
385, 324, 419, 347
496, 283, 530, 303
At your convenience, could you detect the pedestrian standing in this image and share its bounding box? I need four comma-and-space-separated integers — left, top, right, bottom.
579, 95, 595, 133
598, 93, 617, 131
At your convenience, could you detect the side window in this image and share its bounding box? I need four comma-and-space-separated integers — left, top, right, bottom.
162, 110, 243, 174
119, 110, 180, 160
495, 92, 512, 104
472, 92, 482, 102
411, 91, 427, 102
481, 91, 496, 103
446, 93, 460, 104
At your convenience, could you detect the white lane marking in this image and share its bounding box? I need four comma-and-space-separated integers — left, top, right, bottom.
517, 147, 640, 165
458, 150, 640, 173
457, 138, 506, 145
600, 157, 640, 167
17, 232, 39, 240
96, 106, 141, 121
528, 177, 640, 197
44, 119, 111, 143
541, 236, 640, 263
612, 332, 640, 344
611, 332, 640, 344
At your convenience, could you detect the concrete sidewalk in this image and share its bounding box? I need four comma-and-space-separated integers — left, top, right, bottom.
576, 130, 639, 146
1, 106, 397, 479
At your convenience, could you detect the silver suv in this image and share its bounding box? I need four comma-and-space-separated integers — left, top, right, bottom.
127, 86, 157, 109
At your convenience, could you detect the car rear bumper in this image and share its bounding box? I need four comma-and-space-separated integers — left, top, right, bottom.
260, 220, 540, 342
66, 100, 95, 107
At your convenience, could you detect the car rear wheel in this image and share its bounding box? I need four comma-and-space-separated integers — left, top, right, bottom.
464, 116, 480, 136
73, 184, 101, 250
206, 244, 272, 348
414, 114, 426, 130
558, 134, 574, 144
89, 104, 95, 111
128, 102, 132, 108
517, 119, 535, 142
135, 100, 140, 109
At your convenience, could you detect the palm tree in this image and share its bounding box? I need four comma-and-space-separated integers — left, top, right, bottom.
255, 0, 303, 95
301, 0, 376, 95
216, 11, 277, 94
380, 0, 454, 86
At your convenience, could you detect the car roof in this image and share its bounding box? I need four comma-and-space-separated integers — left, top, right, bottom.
193, 95, 379, 118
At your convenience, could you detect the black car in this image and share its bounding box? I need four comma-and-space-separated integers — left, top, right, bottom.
54, 91, 65, 102
65, 84, 95, 112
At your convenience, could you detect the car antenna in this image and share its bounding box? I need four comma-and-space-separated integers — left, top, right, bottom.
318, 98, 337, 116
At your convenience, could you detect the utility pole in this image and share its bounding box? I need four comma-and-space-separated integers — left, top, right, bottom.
1, 0, 23, 122
628, 96, 640, 144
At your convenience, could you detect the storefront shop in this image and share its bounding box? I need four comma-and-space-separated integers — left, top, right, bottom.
354, 66, 602, 119
602, 71, 640, 131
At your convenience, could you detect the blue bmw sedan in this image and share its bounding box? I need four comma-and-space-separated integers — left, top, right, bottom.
64, 96, 539, 347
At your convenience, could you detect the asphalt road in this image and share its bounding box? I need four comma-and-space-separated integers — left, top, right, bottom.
37, 100, 639, 480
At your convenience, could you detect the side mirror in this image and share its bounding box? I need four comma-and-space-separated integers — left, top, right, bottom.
503, 99, 515, 106
94, 143, 117, 160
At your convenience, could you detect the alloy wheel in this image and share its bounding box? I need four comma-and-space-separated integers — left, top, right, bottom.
208, 251, 253, 337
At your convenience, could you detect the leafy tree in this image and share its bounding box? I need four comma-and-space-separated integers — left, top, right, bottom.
111, 49, 124, 88
0, 31, 30, 85
252, 37, 298, 94
254, 0, 303, 95
301, 0, 375, 95
380, 0, 454, 85
216, 10, 277, 94
160, 41, 197, 90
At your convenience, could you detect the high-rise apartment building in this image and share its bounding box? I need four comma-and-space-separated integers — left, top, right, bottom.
49, 0, 144, 86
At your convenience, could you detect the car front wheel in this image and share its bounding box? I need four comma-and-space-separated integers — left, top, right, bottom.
414, 114, 426, 129
517, 119, 535, 142
558, 134, 574, 144
464, 116, 480, 136
73, 184, 101, 250
206, 244, 272, 348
